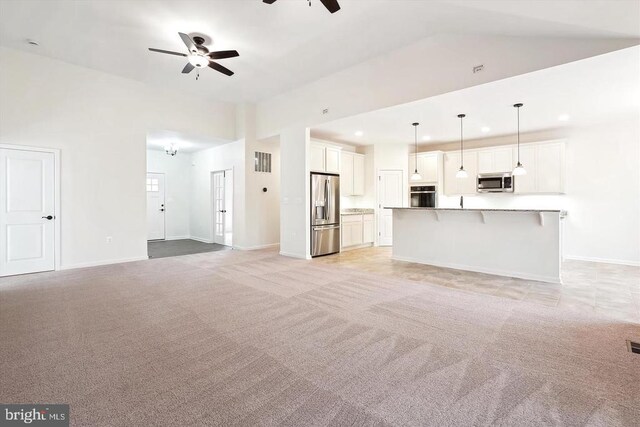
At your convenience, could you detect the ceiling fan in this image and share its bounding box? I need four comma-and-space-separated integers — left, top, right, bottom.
263, 0, 341, 14
148, 33, 239, 79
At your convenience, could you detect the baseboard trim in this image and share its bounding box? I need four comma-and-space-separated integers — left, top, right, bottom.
564, 255, 640, 267
341, 243, 374, 252
234, 243, 280, 251
279, 251, 311, 260
165, 235, 191, 241
189, 236, 214, 244
392, 254, 562, 284
60, 256, 149, 271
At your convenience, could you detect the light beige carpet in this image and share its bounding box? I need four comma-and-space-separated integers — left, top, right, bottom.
1, 249, 639, 426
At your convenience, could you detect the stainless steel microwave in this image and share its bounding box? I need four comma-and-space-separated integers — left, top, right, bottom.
477, 173, 514, 193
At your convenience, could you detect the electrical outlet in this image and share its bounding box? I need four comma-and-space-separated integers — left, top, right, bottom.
473, 65, 484, 74
322, 108, 329, 114
106, 236, 112, 244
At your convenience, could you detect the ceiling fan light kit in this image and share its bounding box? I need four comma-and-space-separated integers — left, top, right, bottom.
262, 0, 341, 14
149, 32, 239, 80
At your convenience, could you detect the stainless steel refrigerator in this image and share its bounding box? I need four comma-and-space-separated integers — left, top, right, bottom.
311, 173, 340, 257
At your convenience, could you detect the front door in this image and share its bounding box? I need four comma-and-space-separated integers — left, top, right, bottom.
378, 170, 404, 246
0, 148, 56, 276
146, 172, 165, 240
212, 171, 226, 245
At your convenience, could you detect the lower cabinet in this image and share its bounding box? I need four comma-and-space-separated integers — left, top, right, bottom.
341, 214, 375, 248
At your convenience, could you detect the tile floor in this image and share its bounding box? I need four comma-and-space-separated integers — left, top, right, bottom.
147, 239, 228, 259
313, 247, 640, 324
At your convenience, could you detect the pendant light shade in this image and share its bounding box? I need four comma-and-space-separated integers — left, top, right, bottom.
512, 103, 527, 175
456, 113, 467, 179
410, 122, 423, 181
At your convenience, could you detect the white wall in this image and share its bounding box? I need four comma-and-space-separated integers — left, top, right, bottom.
280, 127, 310, 259
256, 34, 636, 139
244, 137, 281, 249
189, 140, 245, 245
0, 47, 236, 269
146, 149, 191, 240
434, 116, 640, 266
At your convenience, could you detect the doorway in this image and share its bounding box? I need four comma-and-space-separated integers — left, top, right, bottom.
146, 172, 166, 240
0, 146, 59, 277
377, 169, 404, 246
212, 169, 233, 246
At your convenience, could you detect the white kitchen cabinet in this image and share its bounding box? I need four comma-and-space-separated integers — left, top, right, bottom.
513, 145, 536, 194
310, 141, 342, 174
340, 152, 365, 196
325, 147, 341, 173
536, 142, 565, 193
443, 151, 478, 195
478, 147, 512, 173
310, 143, 326, 172
341, 214, 374, 248
408, 152, 440, 183
341, 152, 354, 196
363, 214, 375, 243
341, 215, 363, 248
353, 154, 365, 195
513, 141, 565, 194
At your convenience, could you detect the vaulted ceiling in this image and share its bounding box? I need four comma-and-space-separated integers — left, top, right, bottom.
1, 0, 638, 104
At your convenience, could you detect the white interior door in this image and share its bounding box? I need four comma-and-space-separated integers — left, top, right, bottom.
0, 148, 56, 276
378, 170, 404, 246
146, 173, 165, 240
212, 171, 226, 245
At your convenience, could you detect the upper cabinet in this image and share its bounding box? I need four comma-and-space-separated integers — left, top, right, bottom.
525, 141, 565, 194
478, 147, 512, 174
341, 151, 365, 196
408, 152, 441, 184
310, 141, 341, 174
443, 151, 478, 195
442, 140, 566, 196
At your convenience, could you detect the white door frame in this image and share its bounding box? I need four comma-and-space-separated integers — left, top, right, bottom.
376, 168, 405, 247
0, 143, 61, 271
210, 168, 234, 246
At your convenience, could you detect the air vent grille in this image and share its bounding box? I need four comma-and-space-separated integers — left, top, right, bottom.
254, 152, 272, 173
627, 340, 640, 354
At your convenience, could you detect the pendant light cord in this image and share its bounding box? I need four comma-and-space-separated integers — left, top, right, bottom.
460, 115, 464, 167
517, 105, 520, 162
413, 123, 419, 173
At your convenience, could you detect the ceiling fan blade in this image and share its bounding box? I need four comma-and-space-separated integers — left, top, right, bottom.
182, 63, 195, 74
208, 50, 239, 60
178, 32, 197, 53
263, 0, 277, 4
208, 61, 234, 76
319, 0, 340, 13
148, 48, 187, 57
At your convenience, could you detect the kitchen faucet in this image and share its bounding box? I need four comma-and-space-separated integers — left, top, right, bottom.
460, 195, 464, 209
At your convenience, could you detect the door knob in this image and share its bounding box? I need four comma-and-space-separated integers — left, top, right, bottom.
42, 215, 53, 220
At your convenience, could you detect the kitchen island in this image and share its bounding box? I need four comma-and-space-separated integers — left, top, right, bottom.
386, 207, 564, 283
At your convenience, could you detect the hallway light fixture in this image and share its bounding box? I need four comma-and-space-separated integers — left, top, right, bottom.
456, 114, 468, 178
165, 144, 178, 156
512, 103, 526, 176
410, 122, 422, 181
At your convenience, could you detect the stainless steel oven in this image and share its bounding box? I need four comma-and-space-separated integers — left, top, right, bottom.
410, 185, 437, 207
477, 173, 514, 193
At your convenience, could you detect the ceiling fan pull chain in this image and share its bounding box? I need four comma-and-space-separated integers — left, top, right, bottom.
196, 70, 200, 81
308, 0, 311, 6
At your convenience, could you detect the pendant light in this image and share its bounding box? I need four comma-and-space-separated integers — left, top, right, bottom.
410, 122, 422, 181
512, 103, 526, 175
455, 114, 468, 178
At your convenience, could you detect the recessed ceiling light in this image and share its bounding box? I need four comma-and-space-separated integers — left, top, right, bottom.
558, 114, 570, 121
26, 39, 39, 46
354, 131, 364, 137
481, 126, 491, 133
422, 135, 431, 141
